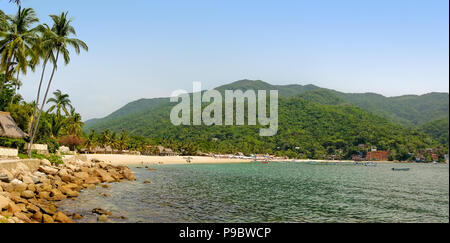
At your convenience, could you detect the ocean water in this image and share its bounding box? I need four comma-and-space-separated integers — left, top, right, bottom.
57, 162, 449, 223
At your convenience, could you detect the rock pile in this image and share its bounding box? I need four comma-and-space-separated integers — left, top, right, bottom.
0, 157, 136, 223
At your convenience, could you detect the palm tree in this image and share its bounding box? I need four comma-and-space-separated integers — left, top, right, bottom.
66, 107, 84, 136
117, 130, 130, 151
28, 25, 56, 142
85, 130, 98, 153
27, 12, 88, 158
0, 7, 39, 96
46, 89, 72, 118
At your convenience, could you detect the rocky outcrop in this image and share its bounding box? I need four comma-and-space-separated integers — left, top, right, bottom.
0, 156, 136, 223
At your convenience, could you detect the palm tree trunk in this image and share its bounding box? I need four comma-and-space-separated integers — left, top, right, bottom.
29, 56, 49, 139
28, 49, 60, 158
10, 71, 19, 105
0, 53, 15, 96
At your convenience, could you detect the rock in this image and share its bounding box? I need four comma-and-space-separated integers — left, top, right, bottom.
60, 174, 74, 183
0, 195, 11, 210
41, 159, 52, 166
101, 193, 111, 197
21, 190, 35, 199
54, 211, 73, 223
0, 170, 13, 182
102, 184, 111, 188
72, 213, 83, 219
33, 211, 43, 221
43, 214, 54, 223
143, 180, 151, 184
27, 184, 36, 192
74, 172, 89, 180
37, 203, 57, 215
0, 185, 2, 192
7, 202, 20, 214
26, 203, 40, 213
84, 177, 101, 185
93, 168, 115, 183
97, 214, 109, 222
38, 191, 51, 200
21, 176, 34, 184
14, 212, 32, 223
12, 180, 27, 193
39, 166, 58, 175
92, 208, 112, 216
1, 183, 13, 192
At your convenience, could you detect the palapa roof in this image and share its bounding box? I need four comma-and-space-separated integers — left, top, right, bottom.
0, 111, 27, 139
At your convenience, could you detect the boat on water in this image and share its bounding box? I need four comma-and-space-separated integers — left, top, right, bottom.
392, 168, 410, 171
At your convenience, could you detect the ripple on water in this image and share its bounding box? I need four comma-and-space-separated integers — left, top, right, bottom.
57, 162, 449, 223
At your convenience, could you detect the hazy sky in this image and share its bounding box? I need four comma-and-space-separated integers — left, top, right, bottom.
1, 0, 449, 120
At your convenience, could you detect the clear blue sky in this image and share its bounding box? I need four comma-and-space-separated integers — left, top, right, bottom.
1, 0, 449, 120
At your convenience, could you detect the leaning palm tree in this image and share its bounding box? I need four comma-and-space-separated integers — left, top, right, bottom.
27, 12, 87, 158
46, 89, 72, 118
28, 25, 56, 142
0, 7, 39, 96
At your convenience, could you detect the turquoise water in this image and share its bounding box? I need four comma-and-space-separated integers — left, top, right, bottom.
58, 162, 449, 223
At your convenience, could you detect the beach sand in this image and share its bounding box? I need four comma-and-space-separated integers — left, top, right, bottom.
62, 154, 395, 166
78, 154, 254, 166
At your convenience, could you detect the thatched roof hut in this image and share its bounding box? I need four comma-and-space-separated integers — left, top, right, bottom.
0, 112, 27, 139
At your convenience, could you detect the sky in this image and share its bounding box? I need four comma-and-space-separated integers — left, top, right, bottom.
1, 0, 449, 120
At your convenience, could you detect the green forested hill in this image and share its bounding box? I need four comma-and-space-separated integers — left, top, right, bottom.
83, 80, 448, 158
420, 117, 449, 145
86, 80, 449, 129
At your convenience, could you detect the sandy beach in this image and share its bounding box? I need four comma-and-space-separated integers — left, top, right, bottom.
61, 154, 395, 166
75, 154, 254, 166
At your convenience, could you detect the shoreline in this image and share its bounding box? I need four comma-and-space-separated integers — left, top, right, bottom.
0, 155, 136, 223
65, 154, 400, 166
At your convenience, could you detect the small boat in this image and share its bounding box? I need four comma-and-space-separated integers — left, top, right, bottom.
392, 168, 410, 171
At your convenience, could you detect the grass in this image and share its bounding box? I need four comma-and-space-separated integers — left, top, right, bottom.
18, 152, 64, 165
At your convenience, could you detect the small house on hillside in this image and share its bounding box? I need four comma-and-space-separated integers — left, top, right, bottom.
367, 151, 388, 161
0, 112, 27, 139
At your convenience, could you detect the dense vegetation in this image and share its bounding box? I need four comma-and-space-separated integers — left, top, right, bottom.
1, 2, 88, 156
84, 83, 446, 160
420, 118, 449, 146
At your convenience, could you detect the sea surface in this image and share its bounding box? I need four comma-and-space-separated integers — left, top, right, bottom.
57, 162, 449, 223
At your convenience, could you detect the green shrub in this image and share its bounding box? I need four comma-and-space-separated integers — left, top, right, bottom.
0, 137, 25, 150
37, 138, 60, 153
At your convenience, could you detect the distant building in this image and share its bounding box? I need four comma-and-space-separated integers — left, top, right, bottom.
157, 146, 178, 156
367, 151, 388, 161
370, 146, 377, 152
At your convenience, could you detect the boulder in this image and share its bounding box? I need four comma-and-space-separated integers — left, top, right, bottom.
0, 169, 13, 182
74, 172, 89, 180
0, 195, 11, 210
41, 159, 52, 167
21, 176, 34, 184
84, 177, 101, 185
72, 213, 83, 219
11, 179, 27, 193
14, 212, 32, 223
39, 166, 58, 175
54, 211, 73, 223
143, 180, 151, 184
93, 168, 115, 183
32, 211, 43, 221
42, 214, 54, 223
21, 190, 35, 199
